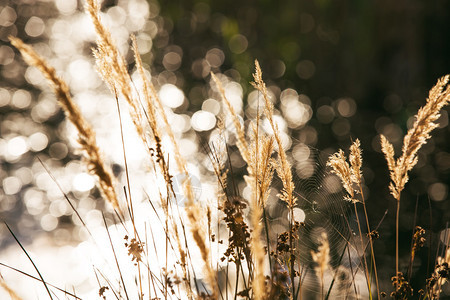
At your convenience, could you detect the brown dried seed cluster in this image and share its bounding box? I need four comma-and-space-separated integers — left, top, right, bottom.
391, 272, 413, 299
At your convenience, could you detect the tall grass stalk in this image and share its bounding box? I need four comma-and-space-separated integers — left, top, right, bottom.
380, 75, 450, 293
212, 69, 273, 299
327, 142, 371, 298
252, 60, 300, 299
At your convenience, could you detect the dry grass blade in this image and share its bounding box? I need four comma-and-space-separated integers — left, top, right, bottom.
380, 135, 395, 174
102, 215, 130, 300
349, 139, 362, 185
0, 263, 82, 299
85, 0, 148, 151
130, 35, 159, 140
213, 66, 277, 298
251, 60, 297, 209
4, 222, 53, 299
327, 139, 365, 203
311, 232, 330, 300
212, 72, 263, 298
251, 60, 299, 298
247, 124, 275, 299
9, 36, 119, 210
211, 72, 250, 163
326, 140, 381, 298
0, 277, 22, 300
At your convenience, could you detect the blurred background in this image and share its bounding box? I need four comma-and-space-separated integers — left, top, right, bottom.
1, 0, 450, 297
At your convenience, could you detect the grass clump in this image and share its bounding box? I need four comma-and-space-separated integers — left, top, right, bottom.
3, 0, 450, 299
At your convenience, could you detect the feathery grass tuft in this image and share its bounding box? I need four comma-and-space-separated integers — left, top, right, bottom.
380, 75, 450, 291
9, 36, 119, 210
327, 139, 380, 299
381, 75, 450, 201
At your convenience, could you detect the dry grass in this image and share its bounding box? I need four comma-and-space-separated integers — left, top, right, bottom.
85, 0, 218, 297
427, 247, 450, 299
6, 1, 450, 299
9, 36, 119, 211
311, 232, 330, 300
380, 75, 450, 294
327, 139, 380, 299
381, 75, 450, 201
251, 61, 301, 299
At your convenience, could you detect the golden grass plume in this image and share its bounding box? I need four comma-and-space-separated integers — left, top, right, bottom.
9, 36, 119, 210
251, 60, 297, 209
326, 139, 363, 204
380, 75, 450, 201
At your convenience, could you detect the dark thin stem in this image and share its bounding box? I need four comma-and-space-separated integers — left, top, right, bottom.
347, 242, 359, 298
325, 239, 349, 300
262, 208, 272, 278
102, 214, 130, 300
4, 222, 53, 300
352, 202, 372, 297
395, 198, 400, 292
37, 157, 91, 234
95, 267, 121, 300
408, 198, 420, 280
359, 183, 380, 299
289, 205, 296, 299
115, 92, 146, 297
234, 249, 240, 300
0, 262, 80, 299
426, 197, 433, 279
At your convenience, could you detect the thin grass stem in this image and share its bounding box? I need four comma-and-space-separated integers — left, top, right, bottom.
4, 223, 53, 300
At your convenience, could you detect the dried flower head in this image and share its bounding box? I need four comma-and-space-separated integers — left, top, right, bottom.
327, 139, 364, 204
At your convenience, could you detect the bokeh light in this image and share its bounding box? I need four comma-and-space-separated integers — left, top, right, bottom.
296, 60, 315, 79
0, 45, 14, 65
428, 182, 448, 202
24, 16, 45, 37
191, 110, 216, 131
0, 6, 16, 27
159, 83, 185, 108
